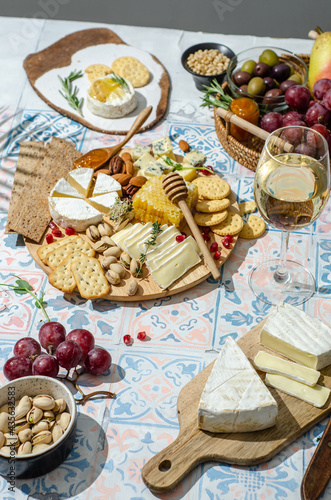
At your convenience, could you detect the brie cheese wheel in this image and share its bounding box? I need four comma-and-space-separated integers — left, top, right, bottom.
198, 337, 278, 433
92, 173, 122, 197
49, 197, 103, 231
87, 75, 137, 119
50, 178, 84, 199
260, 303, 331, 370
68, 168, 94, 197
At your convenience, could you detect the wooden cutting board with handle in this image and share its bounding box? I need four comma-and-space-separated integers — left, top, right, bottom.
142, 320, 331, 493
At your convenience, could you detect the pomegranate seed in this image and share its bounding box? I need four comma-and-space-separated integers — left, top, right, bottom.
201, 166, 214, 176
137, 331, 147, 341
214, 250, 221, 260
224, 234, 234, 243
48, 221, 58, 230
210, 242, 218, 252
202, 226, 210, 233
222, 240, 231, 249
202, 233, 210, 241
180, 231, 187, 237
65, 226, 76, 236
46, 234, 54, 244
176, 234, 186, 243
123, 335, 132, 345
52, 229, 63, 238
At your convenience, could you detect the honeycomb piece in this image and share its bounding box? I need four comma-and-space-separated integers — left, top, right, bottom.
132, 176, 198, 228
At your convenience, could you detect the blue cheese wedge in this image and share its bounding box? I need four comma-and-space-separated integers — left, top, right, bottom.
143, 162, 164, 178
50, 178, 84, 199
265, 373, 330, 408
260, 303, 331, 370
152, 137, 173, 157
133, 152, 156, 171
198, 337, 278, 433
154, 156, 174, 174
49, 197, 103, 231
68, 168, 94, 197
92, 174, 122, 197
132, 144, 151, 162
254, 351, 320, 387
183, 149, 206, 167
88, 192, 119, 214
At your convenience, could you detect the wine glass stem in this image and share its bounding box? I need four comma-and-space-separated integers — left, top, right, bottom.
274, 231, 290, 284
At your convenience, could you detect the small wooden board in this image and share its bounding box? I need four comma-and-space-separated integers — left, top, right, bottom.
23, 28, 170, 135
142, 321, 331, 493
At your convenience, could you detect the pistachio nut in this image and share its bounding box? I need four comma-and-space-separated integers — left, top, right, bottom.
4, 433, 19, 447
15, 396, 31, 420
101, 235, 115, 247
32, 430, 52, 446
13, 421, 30, 434
55, 412, 71, 431
94, 240, 110, 253
105, 269, 121, 285
32, 420, 51, 434
43, 411, 55, 422
18, 441, 32, 455
0, 446, 12, 455
53, 399, 67, 414
32, 443, 50, 454
101, 255, 117, 269
0, 431, 4, 449
18, 428, 33, 444
52, 424, 64, 443
109, 262, 126, 278
33, 395, 55, 411
0, 413, 10, 433
120, 251, 131, 268
125, 278, 138, 296
130, 258, 142, 277
86, 225, 100, 242
98, 222, 113, 237
26, 407, 43, 425
103, 246, 121, 258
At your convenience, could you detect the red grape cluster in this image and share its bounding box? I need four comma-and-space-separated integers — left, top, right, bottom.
4, 323, 111, 381
260, 79, 331, 151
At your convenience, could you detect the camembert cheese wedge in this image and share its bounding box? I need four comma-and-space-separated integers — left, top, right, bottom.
198, 337, 278, 433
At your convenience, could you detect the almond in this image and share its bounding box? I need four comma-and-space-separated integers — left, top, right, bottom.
129, 176, 147, 187
112, 173, 132, 186
121, 152, 132, 162
179, 140, 190, 153
125, 160, 134, 176
93, 168, 110, 178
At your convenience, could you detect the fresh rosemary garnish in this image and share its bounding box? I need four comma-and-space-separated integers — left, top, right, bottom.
137, 221, 162, 276
110, 72, 128, 89
0, 276, 50, 322
58, 69, 84, 116
159, 155, 214, 175
200, 79, 233, 110
108, 198, 133, 221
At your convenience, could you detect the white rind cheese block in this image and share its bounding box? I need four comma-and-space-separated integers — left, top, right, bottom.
68, 168, 94, 197
86, 76, 137, 119
260, 303, 331, 370
49, 197, 103, 231
198, 337, 278, 433
93, 174, 122, 197
50, 179, 84, 199
265, 373, 330, 408
254, 351, 320, 387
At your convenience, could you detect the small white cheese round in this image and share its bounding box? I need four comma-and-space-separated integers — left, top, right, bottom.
86, 75, 137, 119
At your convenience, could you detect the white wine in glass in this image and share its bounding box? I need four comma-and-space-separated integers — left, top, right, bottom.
249, 126, 330, 306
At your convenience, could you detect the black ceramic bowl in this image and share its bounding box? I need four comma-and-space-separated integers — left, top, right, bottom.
0, 376, 77, 479
181, 42, 235, 91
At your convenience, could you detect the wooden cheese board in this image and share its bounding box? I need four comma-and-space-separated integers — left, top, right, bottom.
141, 320, 331, 493
25, 189, 239, 301
23, 28, 170, 135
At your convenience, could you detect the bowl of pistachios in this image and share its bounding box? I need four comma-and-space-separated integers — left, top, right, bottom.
0, 376, 77, 479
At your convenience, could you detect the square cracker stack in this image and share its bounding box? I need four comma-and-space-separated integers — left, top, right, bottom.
6, 138, 82, 243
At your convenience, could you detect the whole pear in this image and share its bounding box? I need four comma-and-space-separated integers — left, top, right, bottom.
309, 32, 331, 91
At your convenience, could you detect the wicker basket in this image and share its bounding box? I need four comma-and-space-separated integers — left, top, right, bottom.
214, 54, 310, 172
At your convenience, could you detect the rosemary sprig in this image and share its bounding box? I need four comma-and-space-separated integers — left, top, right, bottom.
137, 221, 162, 276
160, 155, 214, 175
58, 69, 84, 116
0, 276, 50, 322
200, 78, 233, 110
110, 72, 128, 89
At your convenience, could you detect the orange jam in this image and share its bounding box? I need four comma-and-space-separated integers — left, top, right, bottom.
90, 78, 123, 102
74, 149, 109, 169
230, 97, 259, 142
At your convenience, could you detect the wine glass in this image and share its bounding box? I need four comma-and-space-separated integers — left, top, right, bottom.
249, 126, 330, 306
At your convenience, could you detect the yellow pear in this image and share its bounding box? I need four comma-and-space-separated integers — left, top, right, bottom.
308, 31, 331, 90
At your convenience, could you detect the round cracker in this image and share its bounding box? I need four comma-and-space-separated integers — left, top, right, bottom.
192, 176, 230, 200
196, 198, 230, 213
239, 200, 257, 216
112, 57, 150, 88
239, 215, 266, 239
85, 64, 112, 82
211, 211, 243, 236
194, 210, 228, 227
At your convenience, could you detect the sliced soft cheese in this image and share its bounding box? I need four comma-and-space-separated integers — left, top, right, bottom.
110, 223, 134, 248
254, 351, 320, 387
140, 225, 179, 255
92, 173, 122, 197
68, 168, 94, 197
112, 223, 143, 251
198, 337, 278, 433
265, 373, 330, 408
48, 197, 103, 232
88, 192, 119, 214
260, 303, 331, 370
124, 222, 153, 259
147, 240, 178, 271
132, 144, 151, 162
50, 178, 84, 199
149, 240, 201, 289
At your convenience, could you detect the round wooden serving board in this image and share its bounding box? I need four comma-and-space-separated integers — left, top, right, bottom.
142, 320, 331, 493
25, 190, 239, 301
23, 28, 170, 135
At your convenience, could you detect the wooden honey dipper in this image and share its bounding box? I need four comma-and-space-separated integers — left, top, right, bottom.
162, 172, 221, 280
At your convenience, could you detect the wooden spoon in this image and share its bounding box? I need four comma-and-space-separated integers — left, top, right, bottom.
162, 172, 221, 281
73, 105, 153, 170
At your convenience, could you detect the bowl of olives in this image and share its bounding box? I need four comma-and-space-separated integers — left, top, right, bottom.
227, 46, 308, 112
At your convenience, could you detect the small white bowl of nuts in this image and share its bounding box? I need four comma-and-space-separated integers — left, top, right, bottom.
181, 42, 235, 90
0, 376, 77, 479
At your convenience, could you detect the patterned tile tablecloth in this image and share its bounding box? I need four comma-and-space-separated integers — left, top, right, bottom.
0, 17, 330, 500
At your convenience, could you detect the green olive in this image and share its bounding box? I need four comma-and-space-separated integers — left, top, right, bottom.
241, 59, 256, 74
288, 74, 303, 84
259, 49, 280, 68
247, 76, 266, 96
